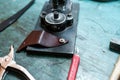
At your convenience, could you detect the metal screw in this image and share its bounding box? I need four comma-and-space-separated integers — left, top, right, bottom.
54, 11, 59, 19
59, 38, 66, 44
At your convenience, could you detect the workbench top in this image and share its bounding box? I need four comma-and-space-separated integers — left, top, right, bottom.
0, 0, 120, 80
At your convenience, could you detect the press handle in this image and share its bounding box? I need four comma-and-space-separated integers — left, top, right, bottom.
67, 54, 80, 80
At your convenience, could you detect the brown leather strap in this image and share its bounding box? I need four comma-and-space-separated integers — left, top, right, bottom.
17, 30, 68, 52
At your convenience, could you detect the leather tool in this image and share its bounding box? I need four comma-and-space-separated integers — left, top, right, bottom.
109, 39, 120, 80
0, 0, 35, 32
0, 46, 35, 80
110, 39, 120, 53
109, 56, 120, 80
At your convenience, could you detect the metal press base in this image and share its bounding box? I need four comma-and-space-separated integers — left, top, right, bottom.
26, 3, 80, 55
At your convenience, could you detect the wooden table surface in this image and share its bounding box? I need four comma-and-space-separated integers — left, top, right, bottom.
0, 0, 120, 80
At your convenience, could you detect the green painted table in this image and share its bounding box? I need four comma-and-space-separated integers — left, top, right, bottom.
0, 0, 120, 80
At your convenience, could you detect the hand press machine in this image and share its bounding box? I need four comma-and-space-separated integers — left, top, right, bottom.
0, 0, 80, 79
17, 0, 80, 79
17, 0, 80, 55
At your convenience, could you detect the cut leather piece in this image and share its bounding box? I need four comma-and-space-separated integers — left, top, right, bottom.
17, 30, 68, 52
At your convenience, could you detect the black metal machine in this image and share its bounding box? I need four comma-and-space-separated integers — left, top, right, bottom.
17, 0, 80, 55
40, 0, 74, 32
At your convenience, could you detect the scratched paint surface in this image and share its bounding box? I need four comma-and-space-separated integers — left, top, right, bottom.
0, 0, 120, 80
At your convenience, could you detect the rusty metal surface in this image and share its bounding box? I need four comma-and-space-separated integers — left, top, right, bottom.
0, 0, 120, 80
